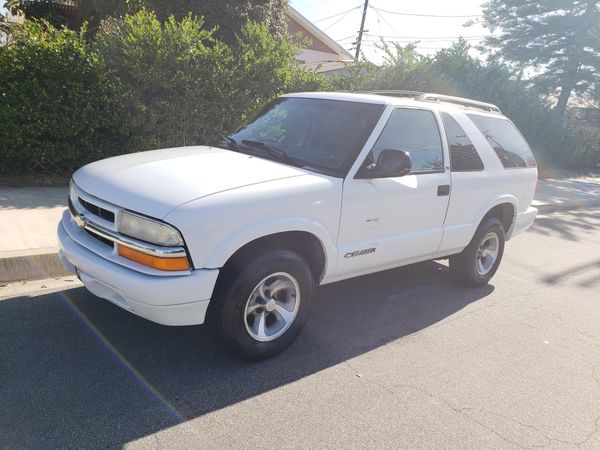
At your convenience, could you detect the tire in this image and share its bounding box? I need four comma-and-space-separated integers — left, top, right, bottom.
211, 250, 314, 361
449, 217, 505, 287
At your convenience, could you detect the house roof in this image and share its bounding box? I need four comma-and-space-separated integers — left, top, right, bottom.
287, 6, 353, 61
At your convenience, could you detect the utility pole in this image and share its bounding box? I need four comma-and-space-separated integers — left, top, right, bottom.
354, 0, 369, 61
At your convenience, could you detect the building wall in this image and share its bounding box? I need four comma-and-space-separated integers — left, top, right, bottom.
288, 19, 333, 54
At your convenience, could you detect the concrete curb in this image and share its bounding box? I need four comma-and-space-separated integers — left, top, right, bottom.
1, 200, 599, 284
0, 252, 70, 284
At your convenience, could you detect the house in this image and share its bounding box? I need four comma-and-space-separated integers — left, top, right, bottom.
0, 9, 24, 45
287, 6, 354, 73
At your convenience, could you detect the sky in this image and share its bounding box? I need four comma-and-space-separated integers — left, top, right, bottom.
289, 0, 494, 63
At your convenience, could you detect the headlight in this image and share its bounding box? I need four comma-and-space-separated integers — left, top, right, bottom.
118, 211, 184, 247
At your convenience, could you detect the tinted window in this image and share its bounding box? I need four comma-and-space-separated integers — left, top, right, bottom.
372, 108, 443, 173
441, 112, 484, 172
230, 97, 384, 177
467, 114, 536, 168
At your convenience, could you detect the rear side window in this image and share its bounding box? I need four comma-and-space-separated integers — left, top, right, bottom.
467, 114, 536, 168
441, 112, 484, 172
373, 108, 443, 173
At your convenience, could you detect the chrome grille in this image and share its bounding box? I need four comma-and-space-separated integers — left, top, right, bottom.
78, 196, 115, 223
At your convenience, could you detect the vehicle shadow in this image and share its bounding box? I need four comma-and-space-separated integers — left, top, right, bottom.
1, 261, 494, 448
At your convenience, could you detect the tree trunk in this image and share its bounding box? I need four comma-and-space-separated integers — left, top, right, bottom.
553, 1, 597, 115
554, 85, 573, 115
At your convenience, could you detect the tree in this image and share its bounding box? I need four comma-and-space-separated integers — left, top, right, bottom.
3, 0, 289, 42
4, 0, 73, 29
93, 9, 326, 152
136, 0, 288, 43
480, 0, 600, 114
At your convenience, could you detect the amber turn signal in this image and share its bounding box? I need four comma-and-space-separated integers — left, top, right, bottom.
118, 245, 190, 271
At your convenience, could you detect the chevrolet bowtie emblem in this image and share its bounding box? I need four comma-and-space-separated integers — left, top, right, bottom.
74, 214, 86, 228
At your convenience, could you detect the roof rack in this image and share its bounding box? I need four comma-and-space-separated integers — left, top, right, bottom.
355, 90, 425, 98
355, 90, 502, 113
417, 93, 501, 113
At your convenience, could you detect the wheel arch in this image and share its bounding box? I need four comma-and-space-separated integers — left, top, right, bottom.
203, 218, 336, 281
474, 196, 517, 238
481, 203, 515, 235
220, 231, 328, 282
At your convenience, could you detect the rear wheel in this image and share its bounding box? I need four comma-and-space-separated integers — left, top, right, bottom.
211, 250, 314, 360
450, 217, 505, 287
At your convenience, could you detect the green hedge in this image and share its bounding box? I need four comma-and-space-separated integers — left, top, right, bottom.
0, 20, 129, 173
0, 15, 597, 175
0, 11, 329, 174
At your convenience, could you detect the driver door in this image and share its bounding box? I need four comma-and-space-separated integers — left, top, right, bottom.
336, 107, 451, 278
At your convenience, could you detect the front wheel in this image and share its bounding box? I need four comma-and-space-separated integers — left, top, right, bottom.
449, 217, 505, 287
211, 250, 314, 360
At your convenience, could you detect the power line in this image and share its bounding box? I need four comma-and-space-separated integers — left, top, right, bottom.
364, 33, 494, 40
297, 0, 333, 10
336, 34, 358, 42
323, 8, 358, 31
370, 5, 482, 18
372, 6, 400, 36
360, 41, 450, 51
313, 5, 361, 23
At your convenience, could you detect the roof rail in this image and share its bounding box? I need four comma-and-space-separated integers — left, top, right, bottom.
350, 90, 501, 113
356, 90, 425, 98
416, 93, 501, 113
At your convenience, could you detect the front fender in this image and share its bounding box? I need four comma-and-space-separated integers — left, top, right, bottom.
163, 174, 343, 279
202, 217, 338, 278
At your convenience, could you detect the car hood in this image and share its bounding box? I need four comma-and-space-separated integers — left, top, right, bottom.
73, 146, 311, 218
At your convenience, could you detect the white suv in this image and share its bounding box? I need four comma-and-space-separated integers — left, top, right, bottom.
58, 91, 538, 359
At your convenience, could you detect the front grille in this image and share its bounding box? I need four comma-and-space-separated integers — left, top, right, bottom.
78, 197, 115, 223
85, 229, 113, 247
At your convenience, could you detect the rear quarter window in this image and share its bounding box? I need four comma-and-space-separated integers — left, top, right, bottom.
441, 112, 484, 172
467, 114, 536, 168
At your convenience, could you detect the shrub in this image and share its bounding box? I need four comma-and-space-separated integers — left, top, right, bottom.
0, 11, 330, 174
362, 39, 600, 173
94, 11, 233, 152
94, 10, 330, 153
0, 20, 128, 173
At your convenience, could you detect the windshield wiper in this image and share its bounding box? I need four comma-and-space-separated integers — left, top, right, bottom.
222, 135, 244, 151
241, 139, 300, 166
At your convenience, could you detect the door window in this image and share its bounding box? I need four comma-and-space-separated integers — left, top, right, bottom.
370, 108, 443, 174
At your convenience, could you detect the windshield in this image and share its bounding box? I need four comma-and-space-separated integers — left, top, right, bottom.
227, 97, 385, 177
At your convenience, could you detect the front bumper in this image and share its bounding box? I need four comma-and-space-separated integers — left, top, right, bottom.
58, 213, 219, 326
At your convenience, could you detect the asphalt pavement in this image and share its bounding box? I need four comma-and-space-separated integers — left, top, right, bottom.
1, 209, 599, 449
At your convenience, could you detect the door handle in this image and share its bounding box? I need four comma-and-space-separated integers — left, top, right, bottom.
437, 185, 450, 196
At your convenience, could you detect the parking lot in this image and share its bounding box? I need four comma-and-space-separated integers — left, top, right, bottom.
2, 209, 599, 449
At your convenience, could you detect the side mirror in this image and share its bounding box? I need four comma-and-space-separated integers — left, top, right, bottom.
365, 149, 412, 178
